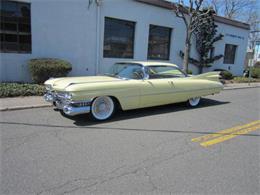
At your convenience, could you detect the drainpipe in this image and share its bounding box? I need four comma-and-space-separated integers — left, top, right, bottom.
95, 0, 101, 75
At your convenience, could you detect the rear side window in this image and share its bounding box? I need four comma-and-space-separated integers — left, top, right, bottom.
147, 66, 185, 79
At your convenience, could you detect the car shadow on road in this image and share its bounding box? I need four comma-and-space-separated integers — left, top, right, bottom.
58, 99, 255, 136
2, 99, 259, 137
68, 98, 230, 127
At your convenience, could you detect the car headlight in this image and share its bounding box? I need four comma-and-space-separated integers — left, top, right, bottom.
56, 92, 73, 100
64, 92, 72, 100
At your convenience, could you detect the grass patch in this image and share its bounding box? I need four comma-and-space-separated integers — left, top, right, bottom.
224, 77, 260, 84
0, 83, 45, 98
232, 77, 260, 83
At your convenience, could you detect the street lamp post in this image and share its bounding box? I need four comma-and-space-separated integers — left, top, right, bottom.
248, 30, 260, 85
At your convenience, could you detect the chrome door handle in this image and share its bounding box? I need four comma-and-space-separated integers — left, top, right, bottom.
169, 81, 175, 87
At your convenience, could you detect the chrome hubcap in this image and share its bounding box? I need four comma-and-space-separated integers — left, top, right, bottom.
92, 97, 114, 120
189, 97, 200, 106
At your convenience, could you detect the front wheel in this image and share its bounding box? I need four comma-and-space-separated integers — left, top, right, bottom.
90, 96, 115, 121
187, 97, 201, 107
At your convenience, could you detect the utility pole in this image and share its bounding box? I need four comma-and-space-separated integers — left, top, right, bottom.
248, 30, 260, 85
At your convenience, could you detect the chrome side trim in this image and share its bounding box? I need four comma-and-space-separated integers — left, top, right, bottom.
65, 79, 127, 87
140, 87, 223, 97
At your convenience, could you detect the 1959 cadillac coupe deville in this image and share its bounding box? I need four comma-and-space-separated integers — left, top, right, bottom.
44, 61, 223, 121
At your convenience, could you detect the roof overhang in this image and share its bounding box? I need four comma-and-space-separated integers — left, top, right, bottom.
135, 0, 250, 30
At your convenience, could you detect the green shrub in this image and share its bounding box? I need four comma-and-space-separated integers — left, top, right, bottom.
254, 61, 260, 67
0, 83, 45, 97
187, 69, 193, 75
251, 67, 260, 78
220, 70, 233, 80
28, 58, 72, 84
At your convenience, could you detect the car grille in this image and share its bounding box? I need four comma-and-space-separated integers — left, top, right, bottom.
46, 90, 91, 108
71, 101, 91, 107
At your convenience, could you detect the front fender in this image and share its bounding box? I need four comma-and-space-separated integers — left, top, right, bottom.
66, 81, 142, 110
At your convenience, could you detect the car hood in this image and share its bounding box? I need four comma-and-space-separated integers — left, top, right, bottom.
45, 76, 121, 91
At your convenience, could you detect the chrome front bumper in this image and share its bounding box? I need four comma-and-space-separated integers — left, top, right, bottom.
43, 92, 91, 116
63, 105, 90, 116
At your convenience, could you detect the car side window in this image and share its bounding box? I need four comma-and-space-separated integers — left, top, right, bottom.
147, 66, 186, 79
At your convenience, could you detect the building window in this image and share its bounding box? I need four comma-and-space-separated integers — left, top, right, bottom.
103, 17, 135, 58
224, 44, 237, 64
0, 0, 31, 53
148, 25, 172, 60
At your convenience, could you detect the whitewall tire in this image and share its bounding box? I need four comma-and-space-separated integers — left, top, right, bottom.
187, 97, 201, 107
90, 96, 115, 121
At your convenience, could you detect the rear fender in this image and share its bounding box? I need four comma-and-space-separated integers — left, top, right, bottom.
191, 72, 221, 82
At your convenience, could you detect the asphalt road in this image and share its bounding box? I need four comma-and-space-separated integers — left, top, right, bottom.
1, 88, 259, 195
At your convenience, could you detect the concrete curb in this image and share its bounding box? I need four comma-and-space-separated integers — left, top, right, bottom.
224, 85, 260, 90
0, 104, 52, 112
0, 84, 259, 112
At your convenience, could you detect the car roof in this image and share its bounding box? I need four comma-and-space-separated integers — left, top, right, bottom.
116, 61, 179, 67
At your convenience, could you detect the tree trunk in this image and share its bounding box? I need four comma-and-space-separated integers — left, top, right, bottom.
183, 42, 190, 74
198, 56, 203, 74
198, 65, 203, 74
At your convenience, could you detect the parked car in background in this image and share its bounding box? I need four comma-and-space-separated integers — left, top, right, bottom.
44, 61, 223, 121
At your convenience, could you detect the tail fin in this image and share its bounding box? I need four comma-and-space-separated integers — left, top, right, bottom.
191, 71, 221, 82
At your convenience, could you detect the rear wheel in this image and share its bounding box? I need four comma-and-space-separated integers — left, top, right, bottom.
187, 97, 201, 107
90, 96, 115, 121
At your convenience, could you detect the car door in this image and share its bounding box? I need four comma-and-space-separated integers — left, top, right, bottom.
166, 77, 195, 102
165, 68, 204, 102
140, 78, 175, 107
139, 65, 196, 107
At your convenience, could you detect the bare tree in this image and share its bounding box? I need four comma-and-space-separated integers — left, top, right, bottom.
204, 0, 221, 14
247, 10, 260, 50
224, 0, 254, 19
204, 0, 259, 51
204, 0, 256, 20
174, 0, 210, 73
173, 0, 258, 72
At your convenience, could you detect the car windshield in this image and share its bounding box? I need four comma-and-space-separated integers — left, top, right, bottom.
105, 63, 144, 80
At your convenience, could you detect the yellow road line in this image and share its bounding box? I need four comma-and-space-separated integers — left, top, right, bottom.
191, 120, 260, 143
200, 124, 260, 147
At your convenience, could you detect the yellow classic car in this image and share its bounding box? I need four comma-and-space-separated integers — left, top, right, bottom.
44, 61, 223, 121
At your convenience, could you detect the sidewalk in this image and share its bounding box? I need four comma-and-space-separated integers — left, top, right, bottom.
0, 96, 51, 111
0, 82, 259, 111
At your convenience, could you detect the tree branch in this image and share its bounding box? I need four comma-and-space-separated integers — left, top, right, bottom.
174, 4, 188, 29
